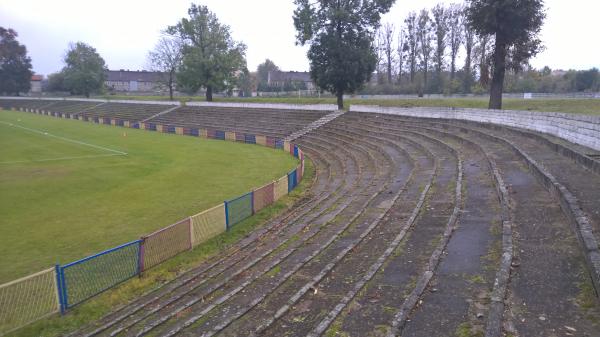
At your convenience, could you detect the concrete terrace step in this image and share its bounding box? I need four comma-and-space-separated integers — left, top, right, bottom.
285, 110, 346, 142
142, 106, 181, 123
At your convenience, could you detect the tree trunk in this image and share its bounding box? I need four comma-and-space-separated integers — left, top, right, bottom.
206, 86, 213, 102
464, 45, 472, 83
423, 64, 429, 90
336, 91, 344, 110
387, 59, 392, 84
489, 37, 507, 110
464, 51, 472, 93
168, 73, 174, 101
450, 58, 456, 80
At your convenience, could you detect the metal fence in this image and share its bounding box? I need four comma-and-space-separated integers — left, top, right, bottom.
140, 219, 192, 271
256, 135, 267, 146
0, 108, 306, 335
190, 204, 227, 246
59, 240, 141, 309
244, 134, 256, 144
288, 169, 298, 192
253, 182, 275, 213
225, 192, 254, 229
274, 175, 289, 201
0, 268, 59, 335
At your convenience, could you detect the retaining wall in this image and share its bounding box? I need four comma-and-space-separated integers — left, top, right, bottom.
350, 105, 600, 151
0, 97, 338, 111
187, 101, 337, 111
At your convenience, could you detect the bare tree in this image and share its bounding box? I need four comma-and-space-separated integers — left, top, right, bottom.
375, 31, 386, 84
432, 4, 449, 91
404, 12, 418, 84
474, 34, 493, 88
379, 23, 396, 84
417, 9, 433, 90
447, 4, 464, 81
463, 7, 476, 91
147, 36, 183, 100
397, 29, 406, 84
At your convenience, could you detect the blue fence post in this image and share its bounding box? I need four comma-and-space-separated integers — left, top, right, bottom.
59, 265, 68, 311
137, 239, 145, 275
55, 264, 65, 314
224, 201, 230, 230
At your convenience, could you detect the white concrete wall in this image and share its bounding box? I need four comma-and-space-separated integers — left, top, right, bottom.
187, 101, 337, 111
350, 105, 600, 151
0, 97, 336, 111
0, 97, 179, 106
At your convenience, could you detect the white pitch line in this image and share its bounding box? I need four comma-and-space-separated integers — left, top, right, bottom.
0, 120, 128, 155
0, 153, 124, 165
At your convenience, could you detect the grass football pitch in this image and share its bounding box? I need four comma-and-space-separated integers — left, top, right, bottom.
0, 109, 298, 283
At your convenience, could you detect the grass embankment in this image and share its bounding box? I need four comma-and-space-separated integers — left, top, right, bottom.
93, 95, 600, 115
7, 156, 315, 337
0, 109, 298, 283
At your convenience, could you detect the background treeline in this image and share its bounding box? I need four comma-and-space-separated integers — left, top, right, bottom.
365, 3, 599, 95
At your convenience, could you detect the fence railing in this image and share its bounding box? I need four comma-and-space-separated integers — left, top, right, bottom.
0, 108, 305, 336
0, 268, 59, 335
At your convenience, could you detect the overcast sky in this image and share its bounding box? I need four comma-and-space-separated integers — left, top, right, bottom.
1, 0, 598, 76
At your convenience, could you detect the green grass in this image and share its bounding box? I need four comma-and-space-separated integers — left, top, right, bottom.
7, 156, 315, 337
91, 95, 600, 115
0, 109, 298, 283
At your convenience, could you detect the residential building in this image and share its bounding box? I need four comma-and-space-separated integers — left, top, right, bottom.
30, 74, 43, 93
105, 70, 167, 92
267, 71, 314, 90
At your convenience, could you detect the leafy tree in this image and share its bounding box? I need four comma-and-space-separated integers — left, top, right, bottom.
574, 68, 599, 92
256, 59, 280, 87
62, 42, 107, 97
0, 27, 33, 95
237, 68, 256, 97
147, 36, 183, 101
466, 0, 545, 109
168, 4, 247, 101
46, 72, 66, 92
293, 0, 395, 109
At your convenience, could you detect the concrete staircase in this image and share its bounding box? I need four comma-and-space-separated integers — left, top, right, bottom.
285, 110, 346, 142
142, 105, 180, 123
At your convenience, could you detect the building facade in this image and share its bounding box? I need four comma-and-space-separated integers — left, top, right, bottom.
105, 70, 167, 93
267, 71, 315, 90
30, 75, 43, 93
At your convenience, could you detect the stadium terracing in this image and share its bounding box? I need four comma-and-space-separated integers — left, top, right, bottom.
1, 97, 599, 337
